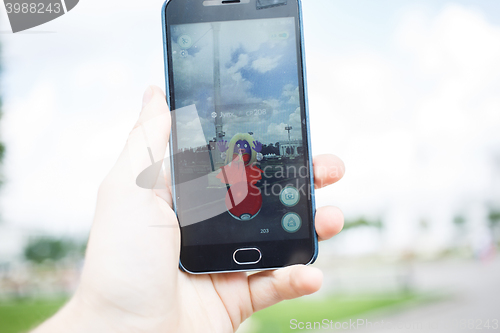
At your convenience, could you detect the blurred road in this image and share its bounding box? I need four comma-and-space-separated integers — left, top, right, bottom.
347, 258, 500, 332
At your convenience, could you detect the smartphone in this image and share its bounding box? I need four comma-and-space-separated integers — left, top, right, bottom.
162, 0, 317, 274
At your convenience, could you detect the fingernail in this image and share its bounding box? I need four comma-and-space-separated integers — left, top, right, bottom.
142, 86, 154, 110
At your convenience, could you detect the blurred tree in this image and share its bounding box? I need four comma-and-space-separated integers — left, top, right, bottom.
452, 215, 469, 251
419, 218, 429, 231
488, 209, 500, 244
0, 41, 4, 227
24, 237, 86, 264
0, 133, 4, 187
488, 210, 500, 227
453, 215, 466, 227
453, 215, 467, 237
343, 217, 383, 230
261, 143, 279, 156
0, 40, 4, 188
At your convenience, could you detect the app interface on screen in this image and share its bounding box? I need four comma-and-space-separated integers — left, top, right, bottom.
170, 17, 311, 246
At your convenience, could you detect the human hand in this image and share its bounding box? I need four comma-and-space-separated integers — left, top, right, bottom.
33, 86, 345, 333
218, 140, 229, 153
252, 140, 262, 153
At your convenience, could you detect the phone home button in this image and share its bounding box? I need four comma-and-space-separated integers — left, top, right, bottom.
233, 248, 262, 265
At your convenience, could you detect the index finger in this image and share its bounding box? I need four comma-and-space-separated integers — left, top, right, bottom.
313, 154, 345, 189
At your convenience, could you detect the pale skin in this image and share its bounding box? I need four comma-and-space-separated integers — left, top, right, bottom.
32, 86, 345, 333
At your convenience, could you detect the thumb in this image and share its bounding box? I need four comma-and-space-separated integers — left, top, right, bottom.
103, 86, 171, 195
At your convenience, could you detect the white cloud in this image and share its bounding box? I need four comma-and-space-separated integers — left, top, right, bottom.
289, 107, 301, 126
262, 99, 281, 109
251, 55, 282, 73
266, 122, 288, 141
396, 4, 500, 143
2, 82, 57, 156
282, 84, 299, 105
228, 54, 249, 74
397, 4, 500, 79
175, 105, 210, 149
2, 0, 500, 254
305, 3, 500, 253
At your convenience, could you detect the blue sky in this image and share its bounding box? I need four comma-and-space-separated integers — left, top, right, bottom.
171, 17, 303, 148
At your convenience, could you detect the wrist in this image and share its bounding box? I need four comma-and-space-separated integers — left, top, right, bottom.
32, 289, 179, 333
31, 294, 117, 333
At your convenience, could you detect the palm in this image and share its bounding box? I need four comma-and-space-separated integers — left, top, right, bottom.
82, 186, 250, 331
75, 87, 344, 333
177, 273, 248, 331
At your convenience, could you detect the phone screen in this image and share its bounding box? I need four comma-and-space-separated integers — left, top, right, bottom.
169, 16, 312, 247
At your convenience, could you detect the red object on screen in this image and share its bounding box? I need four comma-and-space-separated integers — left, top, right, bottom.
217, 159, 263, 221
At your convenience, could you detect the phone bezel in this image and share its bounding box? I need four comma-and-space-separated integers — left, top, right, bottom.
161, 0, 317, 274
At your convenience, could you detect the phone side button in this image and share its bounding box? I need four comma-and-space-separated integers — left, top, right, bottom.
233, 248, 262, 265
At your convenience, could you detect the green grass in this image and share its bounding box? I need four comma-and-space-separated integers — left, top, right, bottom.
0, 298, 67, 333
251, 293, 422, 333
0, 293, 428, 333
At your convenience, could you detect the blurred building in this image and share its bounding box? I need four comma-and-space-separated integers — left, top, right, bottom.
279, 139, 303, 157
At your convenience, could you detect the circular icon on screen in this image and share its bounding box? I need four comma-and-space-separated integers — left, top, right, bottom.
279, 186, 300, 207
178, 35, 193, 49
281, 212, 302, 233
